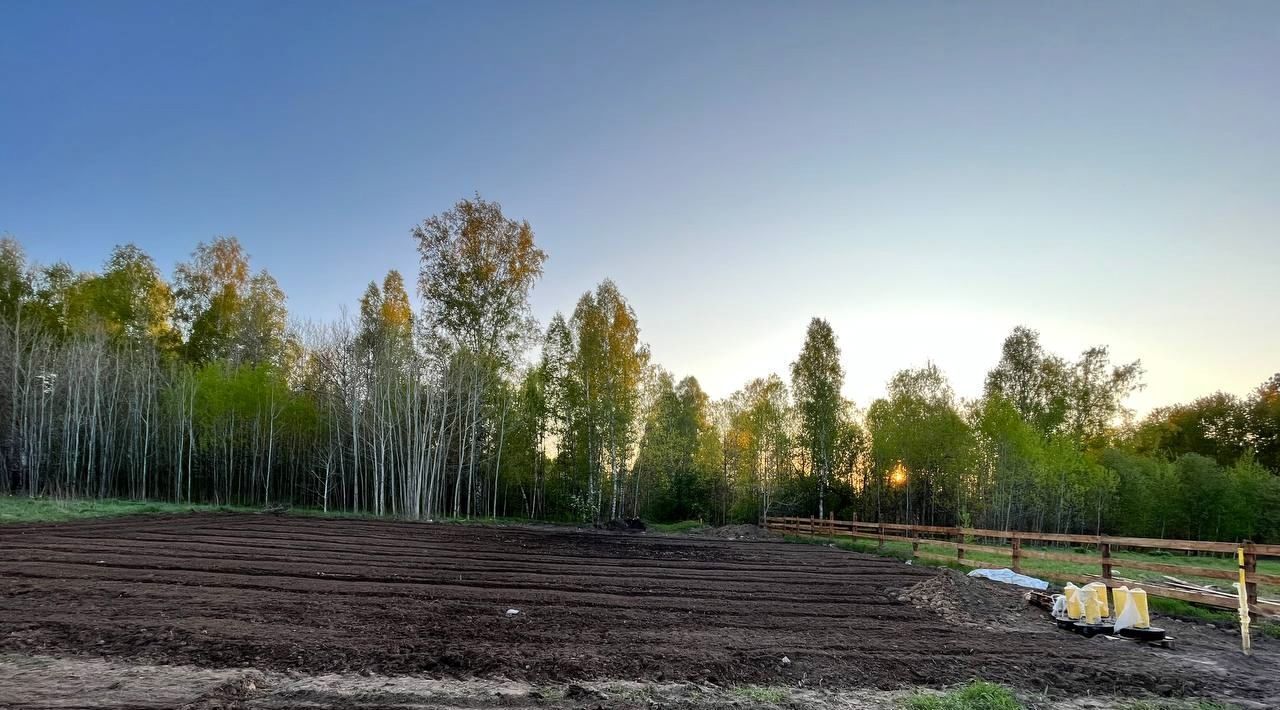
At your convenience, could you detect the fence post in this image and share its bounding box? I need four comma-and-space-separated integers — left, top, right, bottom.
1100, 541, 1113, 582
911, 525, 920, 560
809, 515, 814, 538
1011, 534, 1022, 574
954, 527, 965, 563
829, 512, 835, 542
1244, 541, 1258, 608
877, 523, 885, 551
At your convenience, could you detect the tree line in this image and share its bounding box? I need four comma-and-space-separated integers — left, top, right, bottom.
2, 197, 1277, 541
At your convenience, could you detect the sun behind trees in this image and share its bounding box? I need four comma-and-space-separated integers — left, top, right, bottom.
0, 200, 1277, 540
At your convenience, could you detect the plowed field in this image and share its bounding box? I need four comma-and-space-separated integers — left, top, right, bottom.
1, 513, 1276, 707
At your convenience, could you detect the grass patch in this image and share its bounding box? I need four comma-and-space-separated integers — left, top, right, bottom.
0, 494, 602, 529
650, 519, 708, 533
902, 681, 1022, 710
732, 685, 788, 703
0, 495, 261, 524
1146, 597, 1237, 624
782, 533, 914, 560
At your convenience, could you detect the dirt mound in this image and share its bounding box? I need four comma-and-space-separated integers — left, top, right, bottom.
895, 568, 1039, 631
597, 517, 646, 531
696, 524, 780, 540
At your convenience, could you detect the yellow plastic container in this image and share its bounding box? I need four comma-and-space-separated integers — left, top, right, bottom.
1081, 587, 1102, 624
1085, 582, 1110, 617
1130, 588, 1150, 629
1113, 586, 1129, 620
1064, 583, 1082, 619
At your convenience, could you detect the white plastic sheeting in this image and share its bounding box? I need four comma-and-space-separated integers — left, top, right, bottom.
966, 567, 1050, 590
1113, 588, 1142, 632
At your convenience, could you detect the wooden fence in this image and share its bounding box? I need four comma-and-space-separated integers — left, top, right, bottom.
765, 515, 1280, 618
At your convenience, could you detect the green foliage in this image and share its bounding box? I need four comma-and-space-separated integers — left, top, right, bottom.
867, 363, 975, 526
790, 318, 845, 518
413, 195, 546, 366
634, 372, 719, 521
902, 681, 1022, 710
1252, 374, 1280, 473
1132, 392, 1252, 467
721, 374, 792, 523
984, 326, 1142, 443
174, 237, 291, 367
551, 280, 651, 521
1, 225, 1277, 543
1096, 450, 1280, 543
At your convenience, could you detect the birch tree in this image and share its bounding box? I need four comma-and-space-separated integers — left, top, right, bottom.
790, 317, 843, 519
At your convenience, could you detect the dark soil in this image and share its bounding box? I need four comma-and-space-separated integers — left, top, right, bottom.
896, 569, 1044, 631
1, 514, 1276, 705
691, 523, 780, 541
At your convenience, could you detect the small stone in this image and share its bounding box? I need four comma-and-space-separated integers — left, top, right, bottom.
780, 655, 791, 666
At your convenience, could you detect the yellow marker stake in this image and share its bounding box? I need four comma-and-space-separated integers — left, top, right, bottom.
1081, 587, 1101, 625
1064, 583, 1082, 620
1236, 546, 1252, 656
1113, 587, 1129, 622
1085, 582, 1109, 618
1130, 588, 1150, 629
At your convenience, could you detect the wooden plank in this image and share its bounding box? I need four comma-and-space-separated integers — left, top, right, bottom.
964, 528, 1099, 545
1244, 544, 1258, 607
764, 518, 1279, 568
1250, 571, 1280, 586
1090, 576, 1280, 618
912, 524, 961, 534
956, 542, 1014, 557
915, 552, 1005, 570
1110, 558, 1240, 582
1162, 576, 1236, 598
959, 527, 1014, 540
847, 530, 917, 545
1018, 548, 1100, 565
818, 527, 918, 546
1101, 536, 1238, 553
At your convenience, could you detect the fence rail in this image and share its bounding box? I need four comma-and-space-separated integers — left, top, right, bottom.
764, 515, 1279, 618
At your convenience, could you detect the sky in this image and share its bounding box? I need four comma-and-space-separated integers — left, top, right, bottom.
2, 1, 1277, 414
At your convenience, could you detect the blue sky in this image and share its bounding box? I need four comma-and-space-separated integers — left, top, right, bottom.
3, 1, 1277, 412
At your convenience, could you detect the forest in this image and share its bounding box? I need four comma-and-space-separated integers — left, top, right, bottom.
2, 197, 1278, 542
